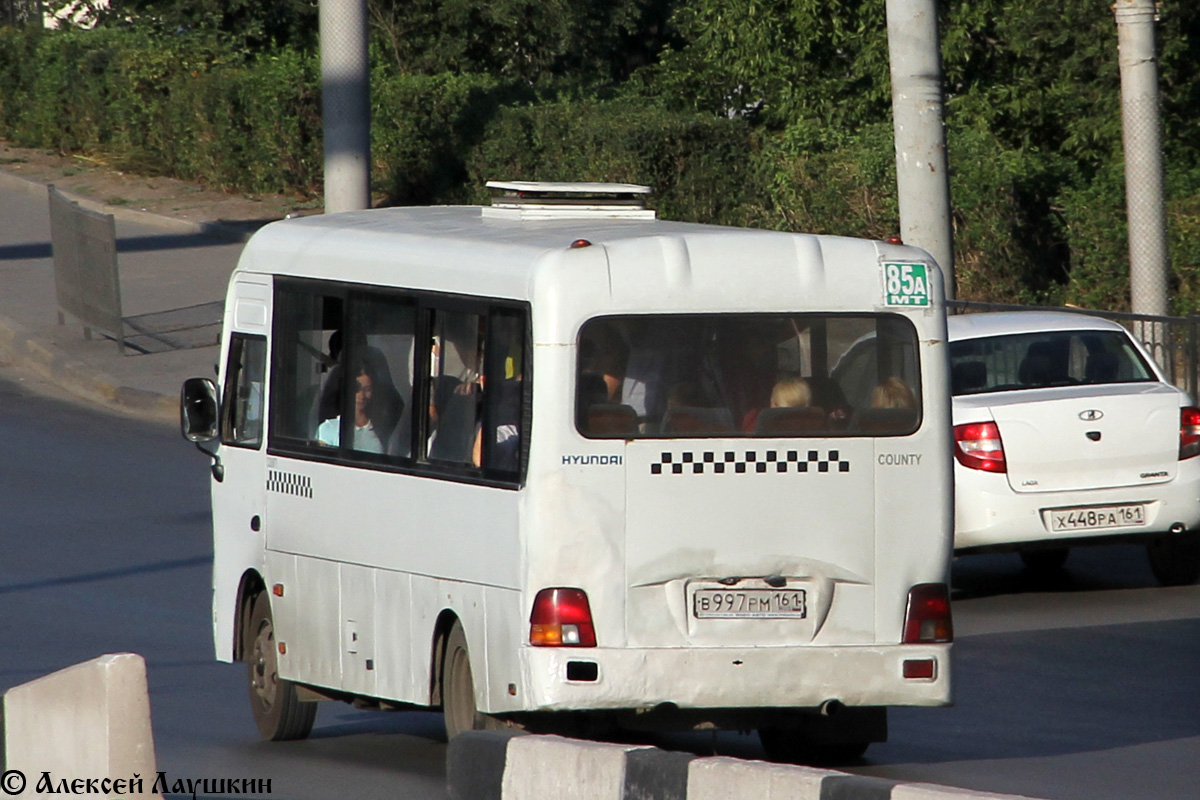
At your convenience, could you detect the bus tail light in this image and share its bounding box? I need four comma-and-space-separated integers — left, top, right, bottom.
1180, 407, 1200, 460
953, 421, 1006, 473
529, 588, 596, 647
903, 583, 953, 644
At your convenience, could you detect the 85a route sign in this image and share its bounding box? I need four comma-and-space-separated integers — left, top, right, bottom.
883, 262, 930, 307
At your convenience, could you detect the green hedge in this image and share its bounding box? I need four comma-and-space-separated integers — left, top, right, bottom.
464, 98, 757, 225
0, 28, 322, 193
3, 26, 1200, 312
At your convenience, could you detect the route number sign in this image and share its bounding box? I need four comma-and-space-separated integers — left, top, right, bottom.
884, 262, 930, 307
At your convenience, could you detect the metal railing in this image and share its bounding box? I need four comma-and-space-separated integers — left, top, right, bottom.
948, 300, 1200, 401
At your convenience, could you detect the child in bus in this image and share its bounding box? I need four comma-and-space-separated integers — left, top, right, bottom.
741, 376, 812, 431
871, 376, 917, 410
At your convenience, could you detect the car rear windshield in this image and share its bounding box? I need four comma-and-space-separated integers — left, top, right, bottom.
949, 329, 1155, 396
576, 313, 921, 438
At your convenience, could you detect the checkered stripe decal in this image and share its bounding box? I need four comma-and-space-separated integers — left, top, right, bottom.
267, 469, 313, 499
650, 450, 850, 475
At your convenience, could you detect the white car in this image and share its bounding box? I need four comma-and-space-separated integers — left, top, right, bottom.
948, 311, 1200, 585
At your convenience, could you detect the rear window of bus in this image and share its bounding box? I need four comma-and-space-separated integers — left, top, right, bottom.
576, 313, 921, 438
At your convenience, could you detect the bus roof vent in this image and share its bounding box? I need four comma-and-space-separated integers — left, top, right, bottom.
483, 180, 656, 220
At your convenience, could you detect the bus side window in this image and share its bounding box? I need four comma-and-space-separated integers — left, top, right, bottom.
221, 334, 267, 448
428, 309, 486, 465
345, 295, 415, 458
482, 310, 525, 474
271, 286, 343, 446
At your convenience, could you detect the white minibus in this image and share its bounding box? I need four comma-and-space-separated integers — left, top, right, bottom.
181, 182, 954, 762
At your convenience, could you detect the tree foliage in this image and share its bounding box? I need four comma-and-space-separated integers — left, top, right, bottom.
367, 0, 676, 84
3, 1, 1200, 311
97, 0, 319, 52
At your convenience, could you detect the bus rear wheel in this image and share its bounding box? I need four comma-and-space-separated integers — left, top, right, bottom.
758, 728, 869, 765
246, 593, 317, 741
442, 621, 506, 740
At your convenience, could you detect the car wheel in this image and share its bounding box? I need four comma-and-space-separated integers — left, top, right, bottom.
246, 593, 317, 741
1147, 533, 1200, 586
1020, 548, 1069, 573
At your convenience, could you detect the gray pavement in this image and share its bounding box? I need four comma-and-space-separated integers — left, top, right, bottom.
0, 169, 269, 424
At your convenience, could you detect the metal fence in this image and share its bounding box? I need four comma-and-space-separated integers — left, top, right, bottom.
47, 185, 125, 352
948, 300, 1200, 400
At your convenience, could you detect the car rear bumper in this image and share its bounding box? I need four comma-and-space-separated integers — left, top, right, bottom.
954, 460, 1200, 551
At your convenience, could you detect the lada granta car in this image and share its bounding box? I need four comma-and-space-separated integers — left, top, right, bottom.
948, 311, 1200, 585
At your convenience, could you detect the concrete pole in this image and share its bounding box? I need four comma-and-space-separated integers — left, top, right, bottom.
885, 0, 955, 300
1114, 0, 1169, 317
319, 0, 371, 214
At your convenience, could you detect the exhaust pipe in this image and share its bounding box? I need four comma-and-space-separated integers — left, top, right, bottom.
1170, 523, 1186, 534
820, 699, 844, 717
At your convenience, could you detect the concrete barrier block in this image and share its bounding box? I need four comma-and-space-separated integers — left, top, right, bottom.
500, 735, 650, 800
821, 773, 899, 800
687, 755, 835, 800
3, 653, 158, 795
446, 729, 528, 800
623, 746, 695, 800
893, 783, 1043, 800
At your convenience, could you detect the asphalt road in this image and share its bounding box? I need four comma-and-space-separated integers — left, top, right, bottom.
0, 374, 449, 800
1, 374, 1199, 800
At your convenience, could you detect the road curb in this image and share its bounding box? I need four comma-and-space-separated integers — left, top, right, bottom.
0, 166, 249, 424
0, 312, 178, 424
0, 168, 259, 243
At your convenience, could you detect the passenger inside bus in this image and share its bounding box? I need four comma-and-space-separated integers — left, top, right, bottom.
313, 331, 405, 450
578, 323, 640, 436
316, 357, 395, 453
751, 377, 829, 434
872, 376, 917, 410
428, 314, 486, 464
851, 376, 918, 433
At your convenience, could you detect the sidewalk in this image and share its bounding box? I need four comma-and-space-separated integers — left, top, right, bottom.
0, 165, 283, 425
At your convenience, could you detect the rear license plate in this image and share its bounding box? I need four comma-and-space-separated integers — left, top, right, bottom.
1048, 504, 1146, 532
692, 588, 807, 619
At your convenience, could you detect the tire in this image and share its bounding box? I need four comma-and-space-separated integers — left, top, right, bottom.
758, 728, 869, 765
441, 621, 505, 740
1020, 548, 1069, 572
246, 594, 317, 741
1147, 534, 1200, 586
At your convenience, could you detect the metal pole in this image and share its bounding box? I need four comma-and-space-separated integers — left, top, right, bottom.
886, 0, 955, 300
1114, 0, 1169, 317
319, 0, 371, 214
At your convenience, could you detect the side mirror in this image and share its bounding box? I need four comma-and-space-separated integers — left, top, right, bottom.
181, 377, 219, 442
180, 377, 225, 482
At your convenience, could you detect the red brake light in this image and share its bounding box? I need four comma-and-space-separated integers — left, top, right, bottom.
1181, 407, 1200, 460
903, 583, 953, 643
953, 421, 1006, 473
529, 588, 596, 647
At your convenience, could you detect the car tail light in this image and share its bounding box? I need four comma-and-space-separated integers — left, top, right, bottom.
903, 583, 953, 643
529, 588, 596, 647
953, 421, 1006, 473
1180, 407, 1200, 460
